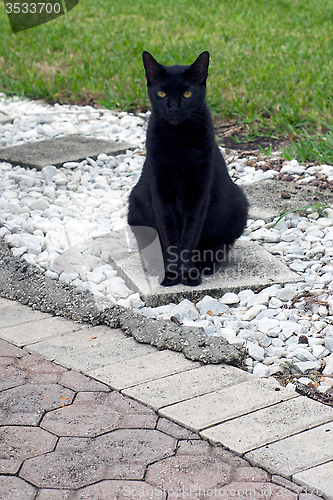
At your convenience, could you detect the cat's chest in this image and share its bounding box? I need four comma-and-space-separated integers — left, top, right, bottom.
150, 132, 210, 171
147, 122, 214, 200
150, 158, 210, 208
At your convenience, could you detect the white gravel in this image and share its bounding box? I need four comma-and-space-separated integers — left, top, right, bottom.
1, 93, 333, 394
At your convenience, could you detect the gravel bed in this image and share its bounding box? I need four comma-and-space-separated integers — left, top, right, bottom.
1, 93, 333, 400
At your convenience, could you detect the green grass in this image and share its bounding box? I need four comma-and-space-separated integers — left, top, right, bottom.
1, 0, 333, 163
272, 202, 330, 227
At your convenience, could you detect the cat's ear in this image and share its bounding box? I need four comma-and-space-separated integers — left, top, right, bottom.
142, 51, 163, 83
187, 51, 209, 84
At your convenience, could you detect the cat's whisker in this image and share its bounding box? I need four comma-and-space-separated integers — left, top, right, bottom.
188, 114, 206, 126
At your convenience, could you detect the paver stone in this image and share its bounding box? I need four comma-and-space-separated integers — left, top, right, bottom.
59, 370, 111, 392
20, 451, 107, 489
0, 426, 57, 473
202, 482, 298, 500
91, 428, 176, 465
176, 440, 251, 468
245, 421, 333, 477
110, 241, 300, 307
200, 396, 333, 454
146, 454, 232, 499
0, 383, 74, 425
41, 391, 157, 437
0, 357, 26, 390
74, 480, 166, 500
0, 337, 27, 357
36, 490, 76, 500
157, 417, 200, 440
293, 461, 333, 500
0, 476, 36, 500
17, 353, 67, 383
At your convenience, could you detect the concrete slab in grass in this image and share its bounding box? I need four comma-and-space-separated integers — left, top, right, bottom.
200, 396, 333, 455
293, 461, 333, 500
120, 364, 250, 411
89, 350, 201, 394
0, 112, 13, 125
0, 136, 135, 170
159, 378, 298, 432
26, 325, 157, 372
0, 316, 85, 347
245, 421, 333, 479
110, 241, 301, 307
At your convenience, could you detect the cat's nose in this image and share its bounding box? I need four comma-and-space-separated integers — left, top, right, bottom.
168, 105, 179, 114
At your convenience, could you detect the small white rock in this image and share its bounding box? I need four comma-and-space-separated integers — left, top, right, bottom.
269, 297, 284, 309
63, 161, 80, 169
41, 165, 58, 180
277, 287, 296, 302
220, 292, 240, 305
97, 153, 109, 162
45, 270, 59, 279
171, 299, 200, 321
280, 159, 305, 175
323, 355, 333, 375
248, 342, 265, 361
196, 295, 228, 315
256, 317, 281, 337
238, 289, 255, 303
242, 304, 267, 321
28, 197, 50, 211
252, 363, 270, 377
59, 272, 79, 283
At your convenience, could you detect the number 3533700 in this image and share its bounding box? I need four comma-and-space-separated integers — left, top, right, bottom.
5, 3, 62, 14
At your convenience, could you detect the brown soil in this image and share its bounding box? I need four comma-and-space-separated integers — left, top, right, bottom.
215, 120, 291, 152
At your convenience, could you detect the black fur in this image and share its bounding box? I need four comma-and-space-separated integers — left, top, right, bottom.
128, 51, 249, 286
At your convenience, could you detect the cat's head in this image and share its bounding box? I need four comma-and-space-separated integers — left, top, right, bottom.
142, 51, 209, 125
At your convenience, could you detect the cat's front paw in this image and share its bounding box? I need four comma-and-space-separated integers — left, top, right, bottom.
201, 265, 215, 275
197, 262, 220, 276
160, 273, 180, 286
181, 275, 202, 286
180, 270, 202, 286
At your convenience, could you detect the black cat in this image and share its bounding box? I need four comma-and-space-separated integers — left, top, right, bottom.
128, 51, 249, 286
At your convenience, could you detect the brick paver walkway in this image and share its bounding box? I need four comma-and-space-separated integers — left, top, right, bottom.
0, 337, 316, 500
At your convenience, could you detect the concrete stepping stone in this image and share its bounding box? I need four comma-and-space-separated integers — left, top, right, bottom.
293, 461, 333, 500
158, 377, 297, 431
245, 421, 333, 478
88, 350, 200, 391
121, 364, 251, 410
200, 396, 333, 455
0, 111, 13, 125
110, 240, 301, 307
0, 136, 135, 170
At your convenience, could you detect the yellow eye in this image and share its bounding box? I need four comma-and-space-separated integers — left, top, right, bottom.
183, 91, 192, 98
157, 90, 166, 98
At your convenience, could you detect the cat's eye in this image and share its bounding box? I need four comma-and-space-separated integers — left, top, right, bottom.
183, 91, 192, 98
157, 90, 166, 98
